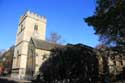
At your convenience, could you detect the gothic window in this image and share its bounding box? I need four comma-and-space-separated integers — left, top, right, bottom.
17, 24, 25, 35
21, 25, 23, 32
34, 24, 38, 31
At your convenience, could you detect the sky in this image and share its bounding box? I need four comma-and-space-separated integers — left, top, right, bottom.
0, 0, 100, 50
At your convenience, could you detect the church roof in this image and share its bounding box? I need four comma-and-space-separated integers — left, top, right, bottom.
31, 38, 63, 51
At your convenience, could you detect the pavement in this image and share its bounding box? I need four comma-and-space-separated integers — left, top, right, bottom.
0, 77, 31, 83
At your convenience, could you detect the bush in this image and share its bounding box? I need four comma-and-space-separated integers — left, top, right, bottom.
36, 44, 99, 83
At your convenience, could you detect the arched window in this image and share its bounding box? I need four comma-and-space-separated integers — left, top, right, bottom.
34, 24, 38, 31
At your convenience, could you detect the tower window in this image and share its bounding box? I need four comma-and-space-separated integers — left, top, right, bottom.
34, 24, 38, 31
20, 24, 24, 32
17, 24, 25, 35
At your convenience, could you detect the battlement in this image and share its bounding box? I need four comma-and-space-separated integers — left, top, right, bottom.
20, 11, 47, 23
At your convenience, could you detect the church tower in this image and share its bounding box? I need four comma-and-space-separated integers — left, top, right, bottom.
11, 11, 47, 79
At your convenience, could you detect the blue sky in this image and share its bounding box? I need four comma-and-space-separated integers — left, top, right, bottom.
0, 0, 100, 50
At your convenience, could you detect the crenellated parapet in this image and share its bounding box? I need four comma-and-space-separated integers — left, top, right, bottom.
19, 10, 47, 24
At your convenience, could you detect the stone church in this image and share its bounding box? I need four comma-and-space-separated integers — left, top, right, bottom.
10, 11, 125, 81
11, 11, 61, 80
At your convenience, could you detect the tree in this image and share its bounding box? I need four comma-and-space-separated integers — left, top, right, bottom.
85, 0, 125, 46
1, 45, 14, 75
47, 32, 62, 44
0, 49, 5, 58
36, 44, 99, 83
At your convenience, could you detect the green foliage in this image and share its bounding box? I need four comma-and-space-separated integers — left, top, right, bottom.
1, 45, 14, 74
37, 44, 99, 83
85, 0, 125, 46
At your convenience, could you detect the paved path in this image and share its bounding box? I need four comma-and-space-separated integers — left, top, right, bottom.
0, 78, 16, 83
0, 77, 31, 83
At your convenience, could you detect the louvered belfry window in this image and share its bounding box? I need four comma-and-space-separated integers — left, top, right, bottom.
34, 24, 38, 31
